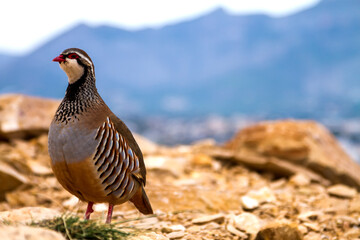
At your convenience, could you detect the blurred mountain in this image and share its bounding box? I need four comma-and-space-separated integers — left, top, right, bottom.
1, 0, 360, 117
0, 54, 18, 72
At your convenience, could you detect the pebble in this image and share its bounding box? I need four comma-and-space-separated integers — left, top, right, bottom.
327, 184, 357, 198
290, 173, 311, 187
192, 213, 225, 225
226, 223, 248, 238
254, 223, 302, 240
240, 195, 259, 210
28, 160, 53, 176
62, 196, 79, 208
302, 222, 321, 232
304, 232, 323, 240
231, 212, 261, 236
0, 225, 65, 240
130, 232, 169, 240
246, 186, 276, 204
0, 207, 60, 224
162, 224, 186, 233
166, 231, 185, 239
297, 211, 323, 222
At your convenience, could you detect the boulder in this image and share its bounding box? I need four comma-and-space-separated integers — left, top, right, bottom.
0, 162, 28, 200
0, 225, 65, 240
0, 207, 60, 224
202, 120, 360, 190
255, 222, 302, 240
0, 94, 60, 139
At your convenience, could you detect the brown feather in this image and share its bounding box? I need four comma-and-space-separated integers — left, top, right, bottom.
109, 113, 147, 184
130, 185, 153, 215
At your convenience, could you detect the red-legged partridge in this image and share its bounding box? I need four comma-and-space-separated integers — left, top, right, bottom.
49, 48, 153, 223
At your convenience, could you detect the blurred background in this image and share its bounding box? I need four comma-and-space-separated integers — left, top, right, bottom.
1, 0, 360, 156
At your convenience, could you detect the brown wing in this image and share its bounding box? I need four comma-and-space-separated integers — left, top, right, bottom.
109, 113, 147, 184
93, 117, 143, 200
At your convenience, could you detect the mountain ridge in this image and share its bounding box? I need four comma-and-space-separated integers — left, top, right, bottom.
1, 0, 359, 117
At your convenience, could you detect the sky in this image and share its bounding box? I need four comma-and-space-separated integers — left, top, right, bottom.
0, 0, 320, 55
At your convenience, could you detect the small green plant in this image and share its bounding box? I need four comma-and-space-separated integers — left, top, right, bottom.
30, 215, 130, 240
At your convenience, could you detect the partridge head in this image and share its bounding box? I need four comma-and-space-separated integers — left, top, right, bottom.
49, 48, 153, 223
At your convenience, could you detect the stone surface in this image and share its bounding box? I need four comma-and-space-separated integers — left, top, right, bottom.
240, 195, 259, 210
297, 211, 323, 222
0, 207, 61, 224
290, 173, 311, 187
144, 155, 188, 177
0, 225, 65, 240
226, 223, 248, 238
0, 101, 358, 240
255, 223, 302, 240
327, 184, 357, 198
133, 133, 163, 156
222, 120, 360, 190
245, 186, 276, 204
0, 162, 28, 200
192, 213, 225, 225
27, 160, 52, 176
130, 232, 169, 240
0, 94, 59, 139
166, 231, 185, 239
230, 213, 261, 236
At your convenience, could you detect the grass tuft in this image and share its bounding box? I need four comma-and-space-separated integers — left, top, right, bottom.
30, 215, 131, 240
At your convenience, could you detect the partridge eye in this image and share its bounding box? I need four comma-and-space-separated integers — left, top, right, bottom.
68, 53, 79, 59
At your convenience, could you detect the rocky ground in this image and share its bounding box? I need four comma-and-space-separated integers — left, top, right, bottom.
0, 94, 360, 240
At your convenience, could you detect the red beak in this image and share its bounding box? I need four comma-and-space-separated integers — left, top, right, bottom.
53, 54, 66, 62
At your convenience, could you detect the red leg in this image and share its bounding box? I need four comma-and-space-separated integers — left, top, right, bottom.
84, 202, 94, 220
106, 204, 114, 224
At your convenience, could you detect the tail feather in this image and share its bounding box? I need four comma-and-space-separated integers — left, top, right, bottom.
130, 186, 153, 215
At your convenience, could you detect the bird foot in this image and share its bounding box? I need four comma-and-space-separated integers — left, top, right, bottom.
106, 204, 114, 224
84, 202, 94, 220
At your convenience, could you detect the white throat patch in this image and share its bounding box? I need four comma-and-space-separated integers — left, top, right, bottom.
59, 58, 84, 84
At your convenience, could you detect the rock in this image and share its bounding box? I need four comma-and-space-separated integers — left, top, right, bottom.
161, 224, 186, 233
93, 203, 108, 212
255, 222, 302, 240
297, 225, 308, 235
192, 213, 225, 225
230, 212, 261, 236
0, 207, 60, 224
290, 173, 311, 187
133, 133, 161, 155
191, 153, 214, 168
0, 94, 59, 139
350, 196, 360, 212
62, 196, 79, 208
226, 223, 248, 238
304, 231, 323, 240
245, 186, 276, 204
302, 222, 320, 232
130, 232, 169, 240
0, 162, 28, 200
344, 228, 360, 239
133, 216, 159, 229
222, 120, 360, 190
297, 211, 323, 222
327, 184, 357, 198
27, 160, 52, 176
166, 231, 185, 239
270, 178, 287, 189
0, 225, 65, 240
145, 155, 188, 176
240, 195, 259, 210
